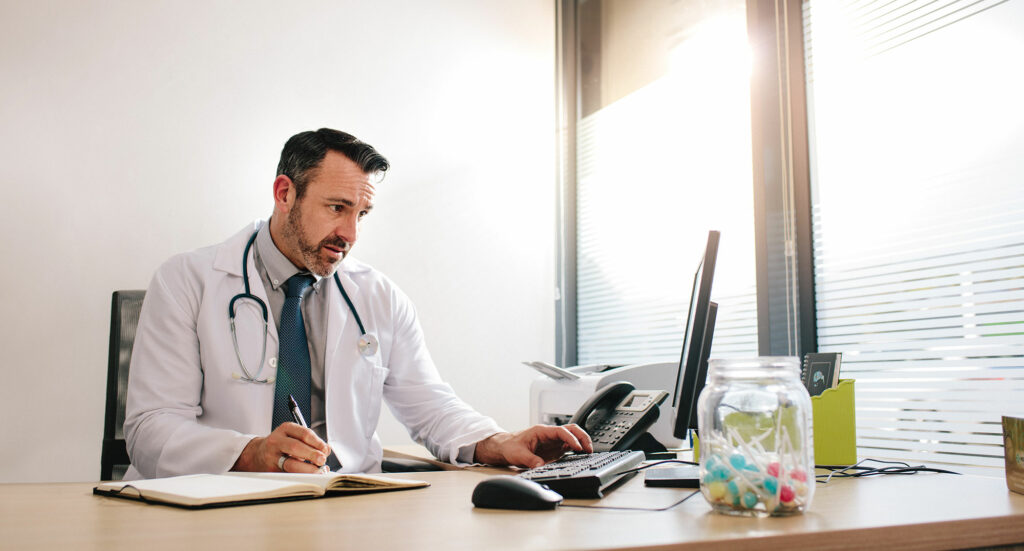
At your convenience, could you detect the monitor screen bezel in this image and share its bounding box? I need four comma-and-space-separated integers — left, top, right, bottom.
671, 230, 720, 440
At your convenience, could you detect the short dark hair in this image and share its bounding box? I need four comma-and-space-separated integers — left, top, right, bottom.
276, 128, 390, 199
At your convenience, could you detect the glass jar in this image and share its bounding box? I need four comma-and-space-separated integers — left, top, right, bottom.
696, 357, 814, 516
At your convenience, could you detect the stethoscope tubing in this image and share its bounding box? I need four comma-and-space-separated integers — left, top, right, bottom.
229, 230, 376, 384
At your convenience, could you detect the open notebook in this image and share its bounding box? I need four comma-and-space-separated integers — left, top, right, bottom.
94, 472, 429, 509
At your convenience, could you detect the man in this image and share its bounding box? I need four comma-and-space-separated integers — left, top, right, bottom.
123, 128, 591, 479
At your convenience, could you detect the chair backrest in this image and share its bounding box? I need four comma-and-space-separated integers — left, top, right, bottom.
101, 290, 146, 481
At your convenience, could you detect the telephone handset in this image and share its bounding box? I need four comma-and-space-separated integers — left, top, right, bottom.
570, 381, 669, 453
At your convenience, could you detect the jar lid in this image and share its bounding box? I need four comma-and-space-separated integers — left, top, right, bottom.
708, 357, 800, 378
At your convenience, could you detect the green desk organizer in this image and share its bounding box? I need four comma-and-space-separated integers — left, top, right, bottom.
812, 379, 857, 465
692, 379, 857, 465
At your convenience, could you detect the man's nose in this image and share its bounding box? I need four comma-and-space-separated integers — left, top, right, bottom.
335, 215, 358, 244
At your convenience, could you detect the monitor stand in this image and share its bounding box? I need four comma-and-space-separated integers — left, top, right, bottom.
628, 432, 677, 460
640, 430, 700, 487
643, 466, 701, 488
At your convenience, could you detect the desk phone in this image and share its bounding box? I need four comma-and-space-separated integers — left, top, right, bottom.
570, 382, 668, 452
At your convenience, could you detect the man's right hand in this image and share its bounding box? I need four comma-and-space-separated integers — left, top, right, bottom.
232, 423, 331, 473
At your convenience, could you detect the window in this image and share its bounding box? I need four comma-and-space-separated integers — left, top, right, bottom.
804, 0, 1024, 468
561, 0, 759, 367
558, 0, 1024, 470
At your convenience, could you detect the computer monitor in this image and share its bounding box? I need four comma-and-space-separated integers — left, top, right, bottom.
671, 230, 719, 441
683, 301, 716, 432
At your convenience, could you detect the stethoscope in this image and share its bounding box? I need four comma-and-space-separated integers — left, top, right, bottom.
229, 231, 379, 384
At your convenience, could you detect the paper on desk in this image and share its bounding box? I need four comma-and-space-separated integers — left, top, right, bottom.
522, 361, 581, 380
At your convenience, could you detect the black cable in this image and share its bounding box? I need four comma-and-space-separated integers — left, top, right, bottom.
560, 457, 959, 509
817, 466, 961, 479
817, 458, 913, 470
627, 457, 960, 481
631, 457, 961, 483
559, 489, 701, 511
815, 458, 961, 483
555, 460, 703, 511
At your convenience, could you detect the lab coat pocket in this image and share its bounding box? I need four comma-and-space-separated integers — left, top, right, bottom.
363, 362, 391, 438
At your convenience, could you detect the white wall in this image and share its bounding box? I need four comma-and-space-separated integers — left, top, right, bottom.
0, 0, 556, 482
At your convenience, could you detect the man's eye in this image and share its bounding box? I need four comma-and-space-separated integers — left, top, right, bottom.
358, 210, 369, 219
330, 205, 344, 213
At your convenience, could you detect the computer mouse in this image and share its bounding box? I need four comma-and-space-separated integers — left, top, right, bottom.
471, 475, 563, 510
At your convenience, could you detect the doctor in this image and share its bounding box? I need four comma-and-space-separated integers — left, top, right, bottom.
123, 128, 591, 479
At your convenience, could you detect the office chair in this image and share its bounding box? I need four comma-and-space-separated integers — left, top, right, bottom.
100, 290, 146, 481
99, 289, 439, 478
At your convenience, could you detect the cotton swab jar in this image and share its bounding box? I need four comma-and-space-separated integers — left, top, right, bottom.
697, 357, 814, 516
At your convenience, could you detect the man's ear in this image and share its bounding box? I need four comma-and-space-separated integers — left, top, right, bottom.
272, 175, 296, 215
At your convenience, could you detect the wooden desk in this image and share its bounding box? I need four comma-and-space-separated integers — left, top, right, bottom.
2, 470, 1023, 550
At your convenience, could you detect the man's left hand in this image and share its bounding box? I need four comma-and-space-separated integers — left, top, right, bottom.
473, 424, 594, 468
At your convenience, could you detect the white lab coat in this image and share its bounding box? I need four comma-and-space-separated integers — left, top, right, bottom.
123, 221, 502, 479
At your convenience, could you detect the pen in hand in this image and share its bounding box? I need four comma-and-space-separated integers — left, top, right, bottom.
287, 395, 335, 474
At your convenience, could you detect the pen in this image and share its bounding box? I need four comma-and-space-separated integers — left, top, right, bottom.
288, 395, 308, 427
287, 395, 336, 474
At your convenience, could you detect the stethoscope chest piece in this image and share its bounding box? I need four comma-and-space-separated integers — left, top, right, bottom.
358, 334, 379, 357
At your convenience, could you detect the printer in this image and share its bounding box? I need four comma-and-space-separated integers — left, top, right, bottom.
528, 362, 684, 450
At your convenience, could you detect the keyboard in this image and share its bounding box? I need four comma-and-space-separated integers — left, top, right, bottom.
518, 451, 645, 499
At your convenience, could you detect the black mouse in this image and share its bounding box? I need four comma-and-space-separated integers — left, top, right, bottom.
471, 475, 563, 510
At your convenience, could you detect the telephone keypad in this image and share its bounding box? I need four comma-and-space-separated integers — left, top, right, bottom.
592, 411, 641, 444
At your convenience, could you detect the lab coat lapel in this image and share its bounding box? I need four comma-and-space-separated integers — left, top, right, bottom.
325, 267, 359, 375
249, 256, 279, 350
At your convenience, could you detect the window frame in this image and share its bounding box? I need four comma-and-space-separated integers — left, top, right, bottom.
554, 0, 579, 368
746, 0, 818, 357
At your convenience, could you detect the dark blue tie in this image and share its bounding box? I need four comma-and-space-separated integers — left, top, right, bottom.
272, 274, 315, 430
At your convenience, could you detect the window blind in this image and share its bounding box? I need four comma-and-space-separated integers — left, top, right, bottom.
576, 108, 759, 365
805, 0, 1024, 468
575, 7, 758, 367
